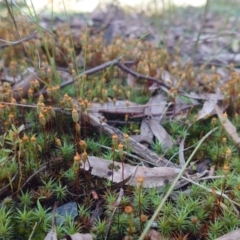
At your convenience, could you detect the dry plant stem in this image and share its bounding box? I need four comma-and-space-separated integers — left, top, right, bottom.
28, 222, 38, 240
139, 126, 218, 240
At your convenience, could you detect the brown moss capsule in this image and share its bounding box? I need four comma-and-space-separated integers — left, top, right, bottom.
140, 214, 148, 223
223, 164, 229, 175
28, 88, 33, 99
55, 138, 62, 147
124, 206, 133, 214
74, 152, 81, 163
79, 140, 87, 151
137, 176, 144, 186
8, 112, 14, 123
72, 107, 79, 123
75, 123, 80, 133
30, 135, 36, 143
191, 216, 198, 224
118, 143, 124, 158
39, 112, 46, 126
82, 151, 88, 163
112, 134, 118, 148
225, 147, 232, 160
22, 134, 29, 144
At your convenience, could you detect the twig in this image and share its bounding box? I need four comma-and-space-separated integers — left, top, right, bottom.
116, 61, 171, 92
60, 57, 124, 89
28, 222, 38, 240
0, 31, 37, 49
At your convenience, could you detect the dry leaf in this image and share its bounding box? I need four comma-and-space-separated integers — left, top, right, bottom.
215, 105, 240, 145
44, 229, 57, 240
61, 233, 92, 240
197, 94, 218, 120
148, 119, 173, 148
144, 93, 167, 122
140, 118, 154, 140
81, 156, 180, 187
215, 229, 240, 240
147, 229, 164, 240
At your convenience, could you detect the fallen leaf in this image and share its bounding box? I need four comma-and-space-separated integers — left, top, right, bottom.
140, 118, 154, 140
148, 119, 173, 148
147, 229, 164, 240
197, 93, 218, 120
215, 105, 240, 145
215, 228, 240, 240
61, 233, 93, 240
81, 156, 181, 187
144, 93, 167, 122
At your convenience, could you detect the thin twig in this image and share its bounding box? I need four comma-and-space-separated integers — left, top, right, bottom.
28, 222, 38, 240
116, 61, 171, 92
0, 31, 37, 49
